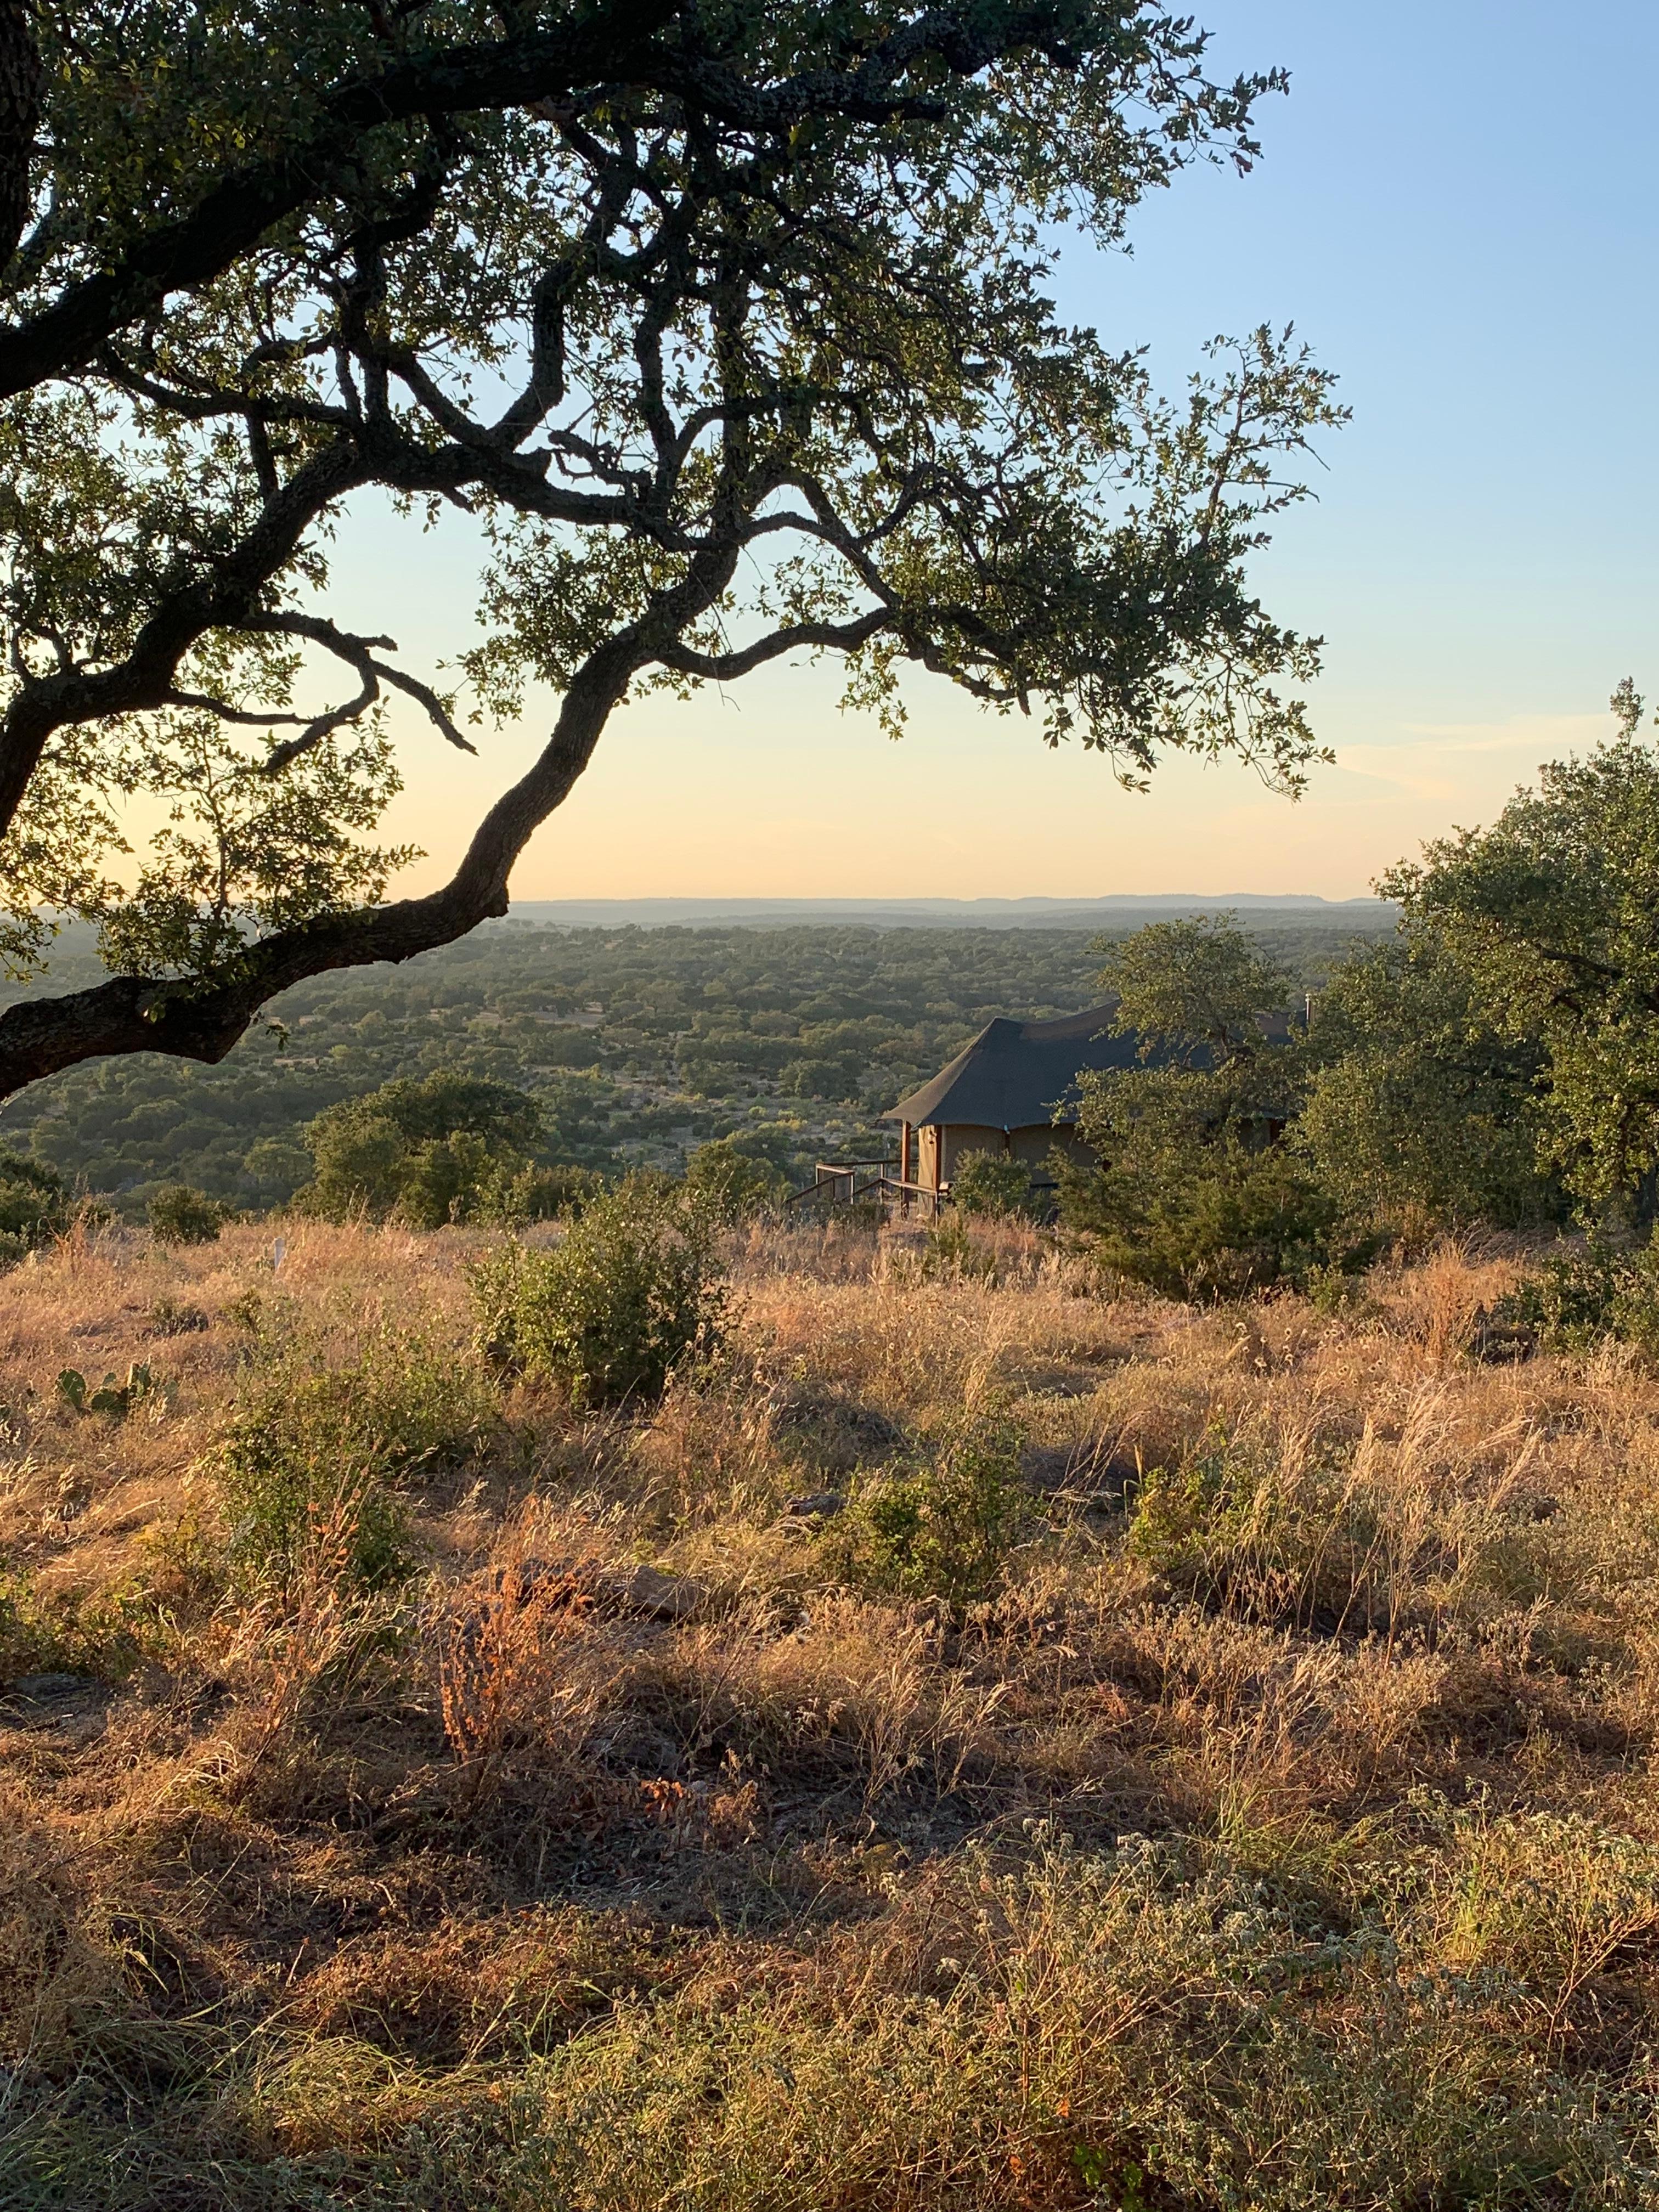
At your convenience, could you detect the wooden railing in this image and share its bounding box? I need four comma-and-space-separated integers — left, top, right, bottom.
786, 1161, 952, 1219
788, 1161, 1066, 1224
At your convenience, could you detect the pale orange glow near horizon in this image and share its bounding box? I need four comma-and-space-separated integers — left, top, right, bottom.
370, 665, 1612, 907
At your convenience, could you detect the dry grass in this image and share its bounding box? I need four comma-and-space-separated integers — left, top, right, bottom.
4, 1215, 1659, 2205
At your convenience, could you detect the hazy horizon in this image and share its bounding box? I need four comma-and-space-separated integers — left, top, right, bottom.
501, 892, 1397, 922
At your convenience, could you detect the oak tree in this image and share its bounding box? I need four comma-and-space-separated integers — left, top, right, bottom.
1381, 682, 1659, 1220
0, 1, 1340, 1100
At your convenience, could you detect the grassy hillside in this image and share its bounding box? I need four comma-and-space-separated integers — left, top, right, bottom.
5, 1218, 1655, 2207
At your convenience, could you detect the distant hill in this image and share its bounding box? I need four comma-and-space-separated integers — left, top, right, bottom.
504, 895, 1398, 932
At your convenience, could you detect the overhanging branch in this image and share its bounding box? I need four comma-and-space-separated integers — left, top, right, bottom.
0, 628, 641, 1096
656, 608, 891, 681
240, 612, 477, 768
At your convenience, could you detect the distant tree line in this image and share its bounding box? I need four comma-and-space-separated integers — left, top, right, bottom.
0, 923, 1364, 1211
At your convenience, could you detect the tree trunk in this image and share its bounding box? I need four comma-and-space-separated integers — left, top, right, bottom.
0, 1, 41, 273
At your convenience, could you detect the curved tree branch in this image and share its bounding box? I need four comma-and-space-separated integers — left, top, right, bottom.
0, 631, 636, 1090
656, 609, 891, 681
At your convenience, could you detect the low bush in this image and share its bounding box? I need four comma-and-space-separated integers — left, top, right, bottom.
827, 1418, 1028, 1607
1495, 1235, 1659, 1352
1063, 1089, 1353, 1300
684, 1138, 789, 1222
471, 1176, 725, 1409
911, 1221, 1000, 1291
495, 1160, 605, 1223
149, 1183, 227, 1245
210, 1333, 500, 1594
144, 1295, 210, 1337
949, 1150, 1036, 1220
0, 1558, 159, 1685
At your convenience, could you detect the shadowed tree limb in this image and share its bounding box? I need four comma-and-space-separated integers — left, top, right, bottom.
0, 1, 41, 274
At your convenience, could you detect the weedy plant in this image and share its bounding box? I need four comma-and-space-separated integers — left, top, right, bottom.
917, 1216, 1002, 1284
471, 1175, 725, 1409
437, 1564, 610, 1811
1125, 1403, 1519, 1637
209, 1333, 500, 1595
826, 1417, 1029, 1608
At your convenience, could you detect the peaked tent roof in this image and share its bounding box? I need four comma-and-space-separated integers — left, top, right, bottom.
882, 1005, 1141, 1131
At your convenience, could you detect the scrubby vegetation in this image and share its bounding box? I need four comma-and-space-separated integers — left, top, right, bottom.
4, 1212, 1659, 2208
147, 1184, 228, 1246
13, 709, 1659, 2202
471, 1176, 725, 1408
0, 918, 1383, 1212
296, 1069, 601, 1229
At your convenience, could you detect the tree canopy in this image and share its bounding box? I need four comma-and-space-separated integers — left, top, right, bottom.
1381, 682, 1659, 1220
1094, 911, 1294, 1065
1295, 931, 1556, 1231
0, 2, 1339, 1099
297, 1065, 595, 1224
1065, 913, 1338, 1296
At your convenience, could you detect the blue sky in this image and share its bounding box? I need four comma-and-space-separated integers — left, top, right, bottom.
340, 1, 1659, 901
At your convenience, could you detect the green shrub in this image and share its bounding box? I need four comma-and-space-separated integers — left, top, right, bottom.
0, 1152, 70, 1267
684, 1137, 789, 1222
240, 1135, 312, 1203
471, 1176, 725, 1409
0, 1557, 159, 1685
210, 1333, 499, 1593
1496, 1236, 1659, 1352
0, 1558, 72, 1684
1063, 1067, 1359, 1299
149, 1184, 227, 1245
949, 1150, 1035, 1220
1127, 1425, 1261, 1588
829, 1418, 1027, 1607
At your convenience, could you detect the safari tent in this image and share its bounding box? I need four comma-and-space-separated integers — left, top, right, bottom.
882, 1005, 1137, 1199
